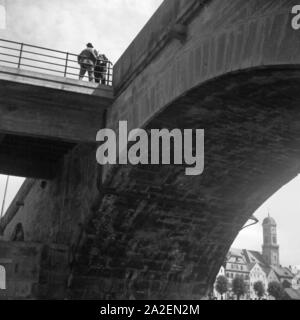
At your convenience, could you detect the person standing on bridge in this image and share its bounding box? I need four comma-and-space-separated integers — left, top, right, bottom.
78, 43, 98, 82
94, 53, 109, 85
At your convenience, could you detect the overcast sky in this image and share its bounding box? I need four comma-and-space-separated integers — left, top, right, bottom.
1, 0, 163, 63
0, 0, 299, 268
232, 175, 300, 268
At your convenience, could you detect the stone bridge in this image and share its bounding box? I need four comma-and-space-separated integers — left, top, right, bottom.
0, 66, 113, 178
1, 0, 300, 299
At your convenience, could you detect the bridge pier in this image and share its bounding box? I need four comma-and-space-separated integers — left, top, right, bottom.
0, 241, 69, 300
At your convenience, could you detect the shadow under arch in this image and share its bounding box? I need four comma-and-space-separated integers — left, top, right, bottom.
11, 223, 25, 242
141, 65, 300, 285
139, 64, 300, 223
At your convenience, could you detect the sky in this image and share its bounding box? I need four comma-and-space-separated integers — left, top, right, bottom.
0, 0, 164, 63
232, 175, 300, 268
0, 0, 299, 268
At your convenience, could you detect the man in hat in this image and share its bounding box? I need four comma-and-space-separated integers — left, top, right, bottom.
78, 43, 98, 82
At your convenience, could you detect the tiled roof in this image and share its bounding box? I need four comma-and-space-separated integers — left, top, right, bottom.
261, 266, 272, 276
247, 262, 257, 272
226, 248, 293, 281
229, 248, 244, 258
285, 288, 300, 300
244, 250, 267, 267
272, 266, 294, 279
227, 248, 248, 264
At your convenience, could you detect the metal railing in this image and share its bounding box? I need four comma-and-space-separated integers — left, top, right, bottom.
0, 38, 113, 86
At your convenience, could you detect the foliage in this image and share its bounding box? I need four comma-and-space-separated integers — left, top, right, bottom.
253, 281, 265, 299
282, 280, 291, 289
215, 276, 228, 299
232, 276, 246, 300
268, 281, 285, 300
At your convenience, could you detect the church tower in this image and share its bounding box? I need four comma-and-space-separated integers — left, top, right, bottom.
262, 215, 280, 266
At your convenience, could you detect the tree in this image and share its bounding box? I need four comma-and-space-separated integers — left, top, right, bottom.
215, 276, 228, 300
268, 281, 285, 300
232, 276, 246, 300
253, 281, 265, 300
282, 280, 291, 289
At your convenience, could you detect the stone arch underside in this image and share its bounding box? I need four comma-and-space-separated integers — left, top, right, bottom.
69, 66, 300, 300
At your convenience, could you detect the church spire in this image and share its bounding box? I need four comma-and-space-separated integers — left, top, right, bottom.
262, 214, 279, 266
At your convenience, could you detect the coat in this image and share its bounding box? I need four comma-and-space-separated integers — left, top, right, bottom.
78, 48, 98, 65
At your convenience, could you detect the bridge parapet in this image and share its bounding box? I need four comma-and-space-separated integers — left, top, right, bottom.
0, 65, 114, 178
0, 38, 113, 85
113, 0, 208, 95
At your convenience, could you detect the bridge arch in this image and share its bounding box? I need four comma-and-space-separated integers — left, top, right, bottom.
71, 64, 300, 300
109, 0, 300, 133
69, 0, 300, 299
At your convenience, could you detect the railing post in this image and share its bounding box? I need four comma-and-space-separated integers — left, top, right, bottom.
109, 63, 112, 86
64, 52, 69, 77
106, 64, 108, 86
0, 39, 113, 83
106, 64, 109, 86
17, 43, 24, 68
108, 67, 111, 86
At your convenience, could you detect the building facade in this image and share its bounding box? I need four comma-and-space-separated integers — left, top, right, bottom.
213, 215, 296, 300
292, 269, 300, 290
248, 263, 268, 299
225, 249, 250, 299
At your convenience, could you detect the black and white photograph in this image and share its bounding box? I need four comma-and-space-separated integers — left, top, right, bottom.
0, 0, 300, 307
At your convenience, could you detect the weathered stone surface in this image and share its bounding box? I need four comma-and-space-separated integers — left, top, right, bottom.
2, 144, 99, 245
108, 0, 300, 134
0, 66, 112, 178
0, 241, 69, 299
1, 0, 300, 300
